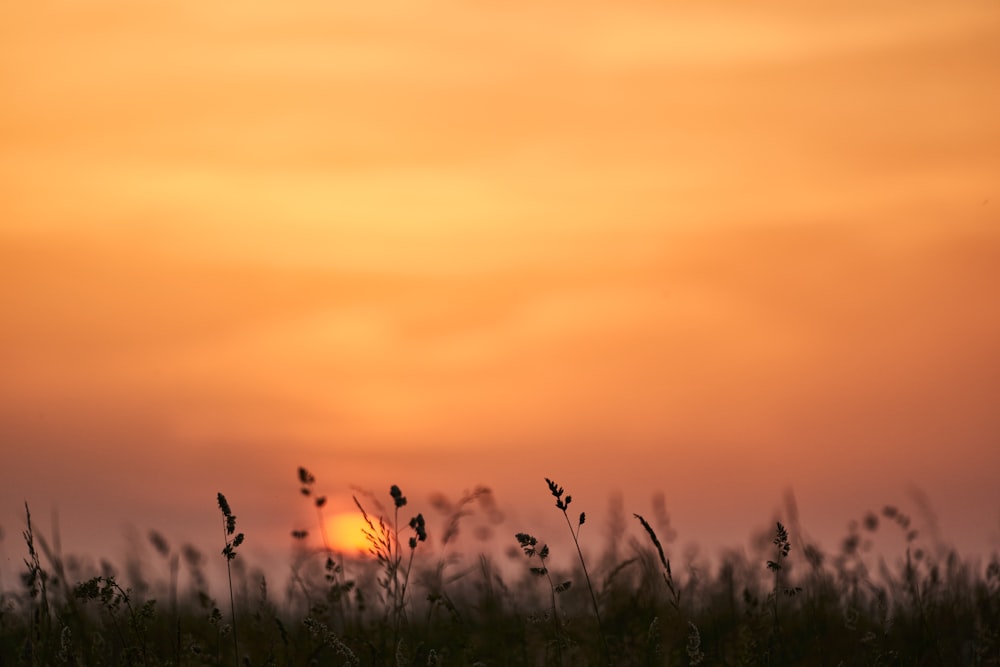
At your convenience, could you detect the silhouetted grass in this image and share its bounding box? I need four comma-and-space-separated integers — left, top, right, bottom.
2, 472, 999, 666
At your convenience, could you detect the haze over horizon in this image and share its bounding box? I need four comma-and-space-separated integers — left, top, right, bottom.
2, 0, 999, 581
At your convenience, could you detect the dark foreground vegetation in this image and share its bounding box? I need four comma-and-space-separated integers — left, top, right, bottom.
2, 470, 999, 666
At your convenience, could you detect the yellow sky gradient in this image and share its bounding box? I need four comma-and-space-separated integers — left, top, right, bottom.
2, 1, 999, 571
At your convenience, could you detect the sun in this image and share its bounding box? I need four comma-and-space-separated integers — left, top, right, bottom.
325, 512, 371, 554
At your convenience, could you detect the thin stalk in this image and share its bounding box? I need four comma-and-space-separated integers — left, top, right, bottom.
220, 513, 240, 666
217, 493, 244, 667
561, 509, 609, 662
546, 478, 609, 664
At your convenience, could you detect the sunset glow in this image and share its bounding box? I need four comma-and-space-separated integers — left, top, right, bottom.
326, 512, 372, 555
1, 0, 999, 580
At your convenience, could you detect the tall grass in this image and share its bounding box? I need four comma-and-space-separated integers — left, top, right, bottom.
353, 484, 427, 661
3, 473, 999, 666
216, 493, 244, 666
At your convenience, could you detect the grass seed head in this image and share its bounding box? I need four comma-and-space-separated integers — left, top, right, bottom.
409, 513, 427, 543
545, 478, 572, 510
217, 493, 232, 517
634, 513, 668, 570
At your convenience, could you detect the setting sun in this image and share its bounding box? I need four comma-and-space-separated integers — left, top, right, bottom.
325, 512, 372, 555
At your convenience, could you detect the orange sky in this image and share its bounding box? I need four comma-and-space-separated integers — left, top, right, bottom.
2, 1, 999, 578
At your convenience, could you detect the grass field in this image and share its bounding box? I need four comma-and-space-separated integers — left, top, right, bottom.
2, 470, 998, 666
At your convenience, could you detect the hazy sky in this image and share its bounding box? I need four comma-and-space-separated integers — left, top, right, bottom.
2, 1, 999, 580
